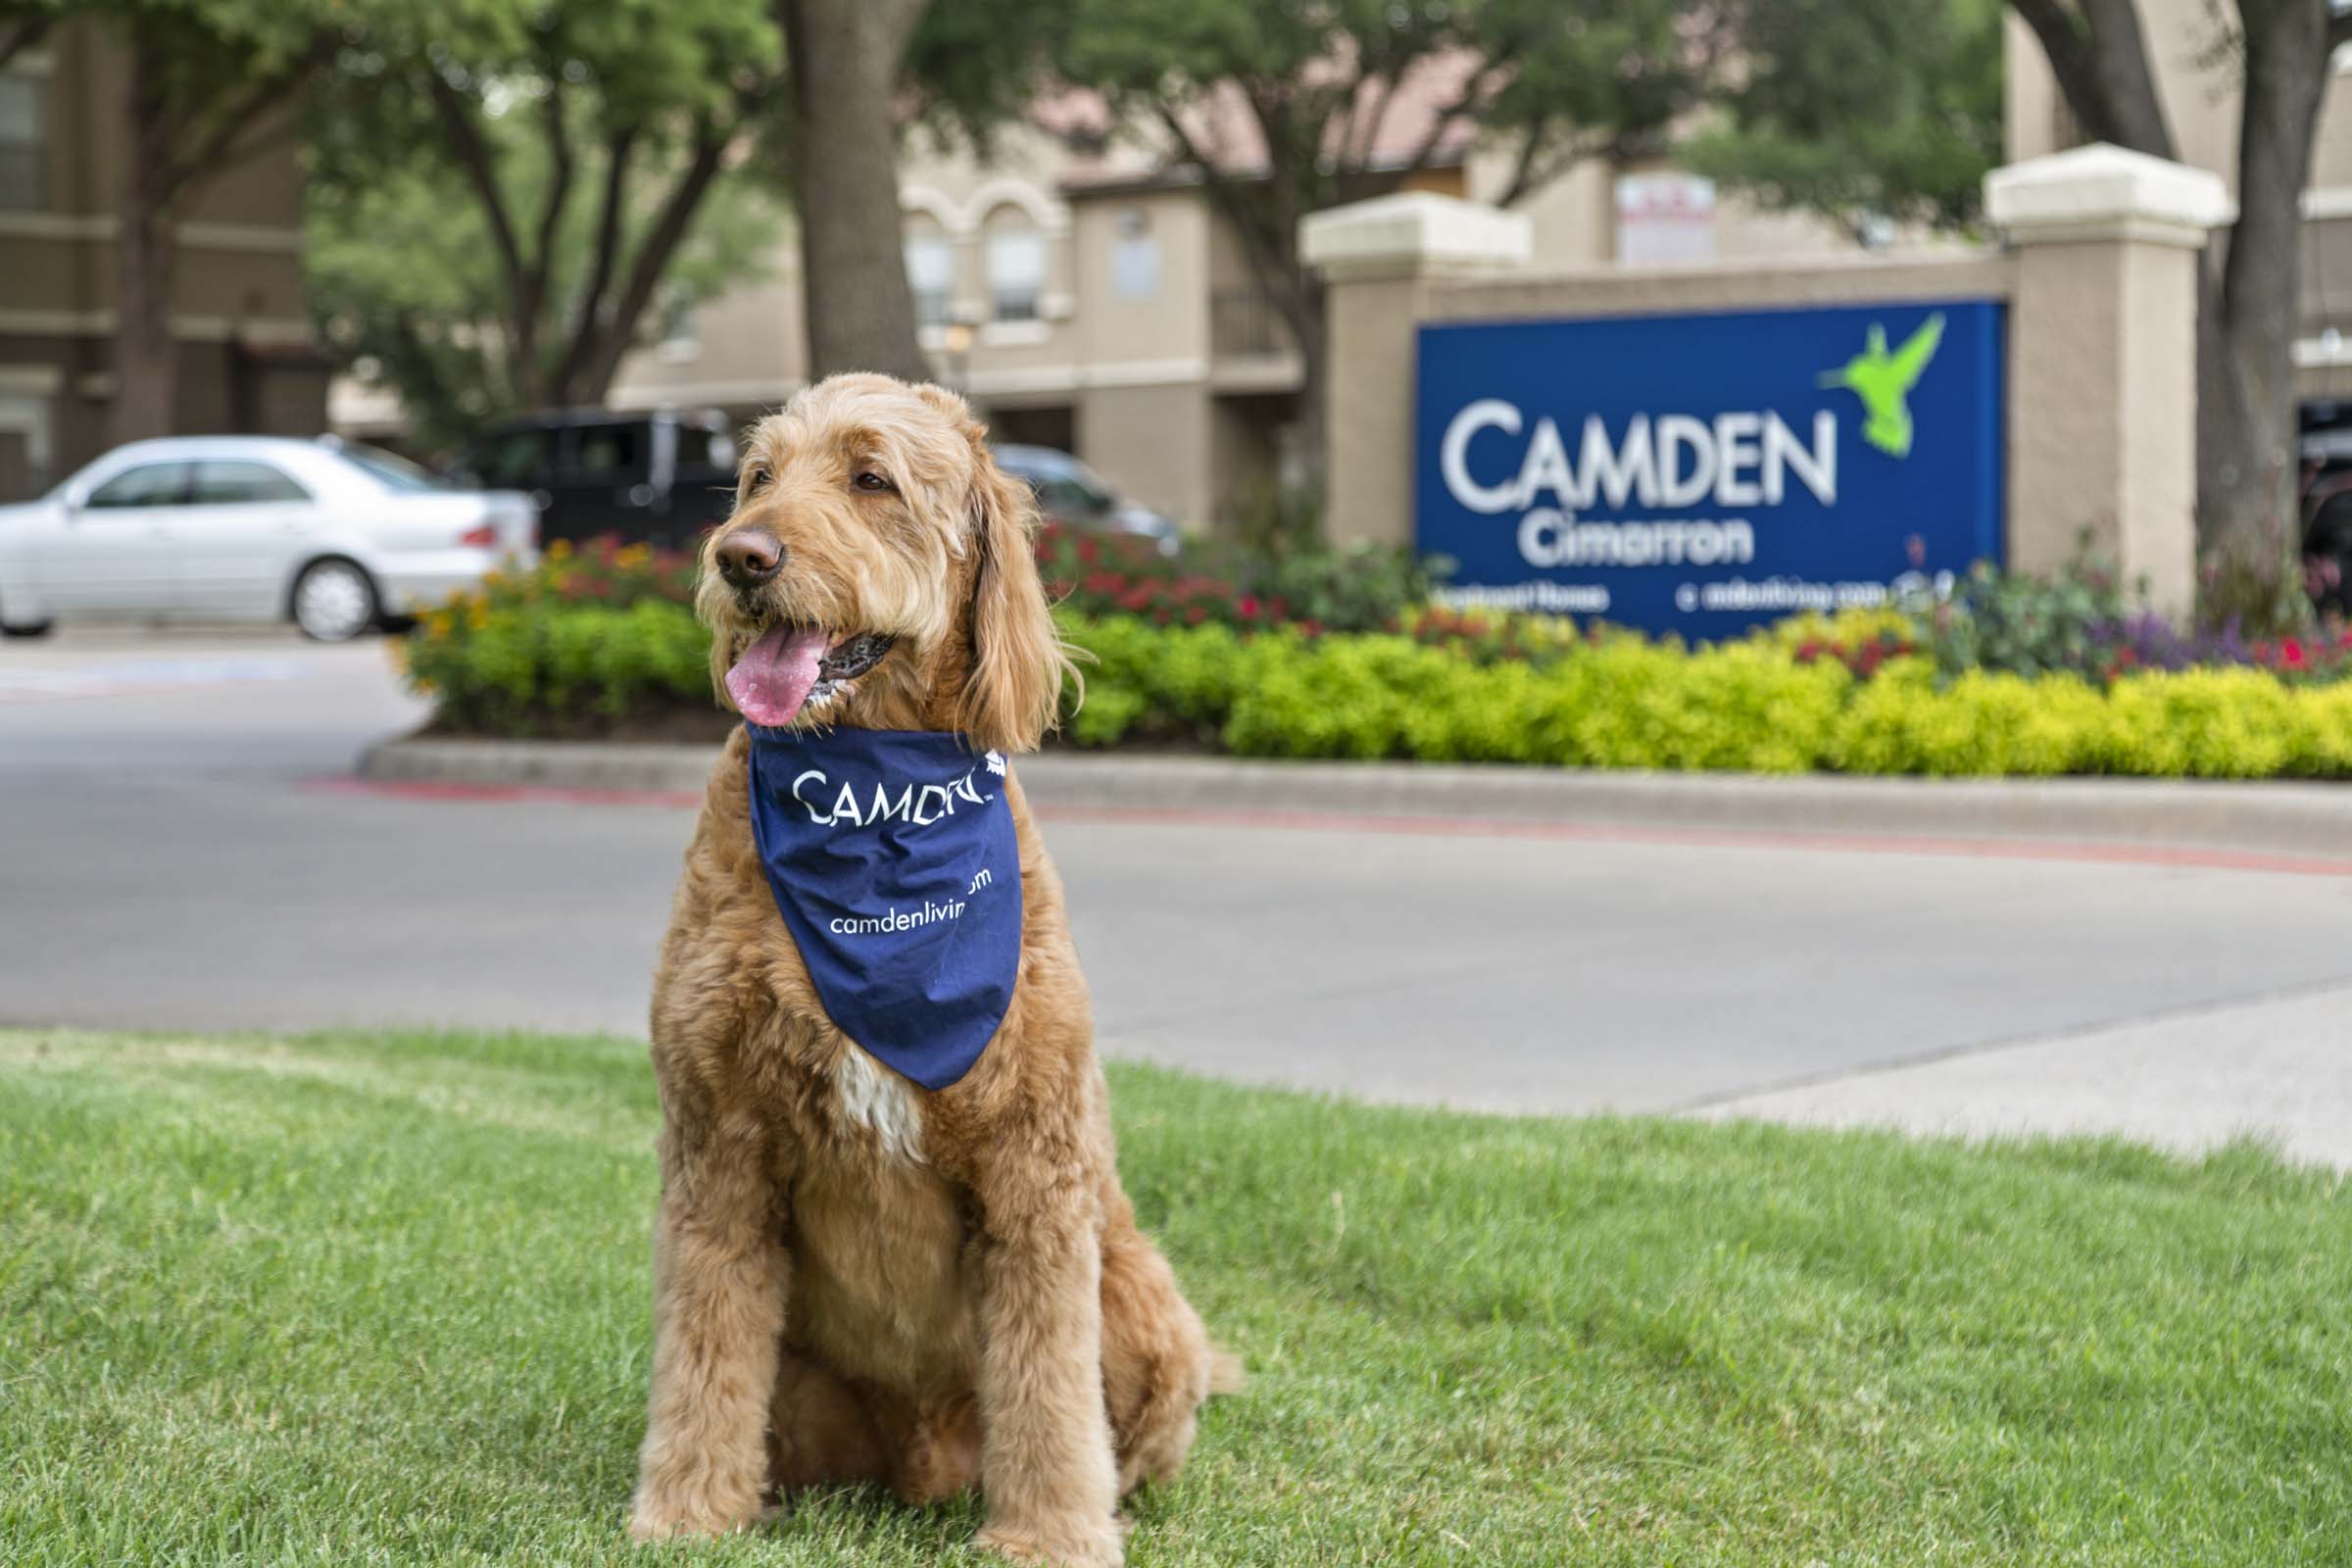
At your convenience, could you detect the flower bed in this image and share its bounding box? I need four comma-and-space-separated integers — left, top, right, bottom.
400, 536, 2352, 775
1036, 522, 1432, 635
402, 536, 714, 737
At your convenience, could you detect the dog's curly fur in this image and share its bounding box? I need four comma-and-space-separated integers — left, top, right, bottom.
627, 374, 1235, 1567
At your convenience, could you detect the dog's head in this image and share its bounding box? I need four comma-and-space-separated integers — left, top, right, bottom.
699, 373, 1075, 753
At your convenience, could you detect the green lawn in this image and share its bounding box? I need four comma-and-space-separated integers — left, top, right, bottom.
3, 1028, 2349, 1566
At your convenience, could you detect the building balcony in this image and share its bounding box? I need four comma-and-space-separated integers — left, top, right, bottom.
1208, 288, 1303, 394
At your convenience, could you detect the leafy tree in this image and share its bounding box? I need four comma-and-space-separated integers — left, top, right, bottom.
311, 0, 787, 425
2007, 0, 2344, 629
1682, 0, 2004, 240
1056, 0, 1729, 487
3, 2, 341, 443
314, 0, 1053, 424
305, 128, 782, 454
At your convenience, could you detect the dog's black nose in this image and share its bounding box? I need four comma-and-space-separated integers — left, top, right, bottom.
716, 529, 783, 588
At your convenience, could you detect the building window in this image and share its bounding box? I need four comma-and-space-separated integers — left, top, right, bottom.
905, 229, 954, 329
1111, 208, 1158, 301
0, 74, 45, 212
986, 222, 1046, 322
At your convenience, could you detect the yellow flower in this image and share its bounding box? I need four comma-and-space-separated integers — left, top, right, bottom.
617, 543, 652, 568
425, 611, 453, 640
548, 538, 573, 562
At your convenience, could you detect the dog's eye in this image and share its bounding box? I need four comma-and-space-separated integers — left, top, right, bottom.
743, 464, 771, 493
852, 470, 895, 494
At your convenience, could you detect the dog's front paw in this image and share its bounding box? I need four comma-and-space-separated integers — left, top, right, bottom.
627, 1489, 769, 1544
974, 1516, 1125, 1568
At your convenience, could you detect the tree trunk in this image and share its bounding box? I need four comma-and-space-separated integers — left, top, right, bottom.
2008, 0, 2332, 628
779, 0, 931, 384
2193, 0, 2329, 624
112, 42, 180, 445
1290, 273, 1328, 500
568, 132, 734, 406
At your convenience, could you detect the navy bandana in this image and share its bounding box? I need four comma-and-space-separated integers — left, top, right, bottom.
744, 725, 1021, 1091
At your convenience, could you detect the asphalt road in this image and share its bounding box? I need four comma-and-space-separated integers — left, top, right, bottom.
6, 627, 2351, 1156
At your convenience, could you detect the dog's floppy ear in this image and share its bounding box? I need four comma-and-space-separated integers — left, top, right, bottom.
956, 439, 1077, 755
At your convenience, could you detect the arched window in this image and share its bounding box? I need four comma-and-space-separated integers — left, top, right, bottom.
985, 217, 1046, 323
904, 222, 954, 329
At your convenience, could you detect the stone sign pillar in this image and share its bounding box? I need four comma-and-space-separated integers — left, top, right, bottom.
1986, 144, 2231, 618
1300, 193, 1531, 549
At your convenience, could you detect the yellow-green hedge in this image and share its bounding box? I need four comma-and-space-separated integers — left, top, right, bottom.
1063, 615, 2352, 779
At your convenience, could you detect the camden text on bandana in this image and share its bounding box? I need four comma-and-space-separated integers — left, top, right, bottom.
745, 725, 1021, 1090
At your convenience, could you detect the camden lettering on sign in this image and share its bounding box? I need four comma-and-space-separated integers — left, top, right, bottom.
1414, 300, 2005, 636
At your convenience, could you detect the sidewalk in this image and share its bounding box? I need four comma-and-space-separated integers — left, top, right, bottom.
1692, 980, 2352, 1169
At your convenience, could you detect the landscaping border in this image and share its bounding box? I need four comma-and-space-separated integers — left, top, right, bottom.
355, 734, 2352, 855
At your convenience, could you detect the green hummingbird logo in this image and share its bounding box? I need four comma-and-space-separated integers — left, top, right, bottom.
1819, 315, 1944, 459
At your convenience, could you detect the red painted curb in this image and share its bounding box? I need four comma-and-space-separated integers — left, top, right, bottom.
315, 774, 2352, 879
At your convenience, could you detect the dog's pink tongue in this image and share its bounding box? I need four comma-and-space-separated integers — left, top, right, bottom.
726, 624, 831, 726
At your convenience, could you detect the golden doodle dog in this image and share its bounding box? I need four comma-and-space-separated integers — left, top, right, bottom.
628, 373, 1234, 1567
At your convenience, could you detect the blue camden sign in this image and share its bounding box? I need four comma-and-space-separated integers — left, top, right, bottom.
1414, 300, 2006, 637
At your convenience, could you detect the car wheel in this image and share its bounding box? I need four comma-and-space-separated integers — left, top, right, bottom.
291, 558, 380, 642
1, 618, 54, 639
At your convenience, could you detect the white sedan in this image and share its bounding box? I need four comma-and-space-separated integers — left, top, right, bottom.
0, 436, 539, 642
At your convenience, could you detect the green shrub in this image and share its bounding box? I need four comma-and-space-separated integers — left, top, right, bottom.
405, 596, 2352, 782
2098, 668, 2305, 779
2292, 683, 2352, 776
1223, 635, 1458, 760
1825, 661, 2108, 776
403, 598, 711, 735
1057, 615, 1255, 748
1919, 555, 2129, 682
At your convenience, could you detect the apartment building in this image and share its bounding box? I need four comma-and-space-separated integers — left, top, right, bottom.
2005, 5, 2352, 400
606, 95, 1875, 527
0, 24, 325, 501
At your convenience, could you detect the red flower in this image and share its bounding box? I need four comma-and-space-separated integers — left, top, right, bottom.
1185, 605, 1208, 625
1239, 595, 1259, 617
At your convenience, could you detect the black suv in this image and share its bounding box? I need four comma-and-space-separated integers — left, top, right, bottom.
2304, 402, 2352, 613
449, 409, 738, 546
